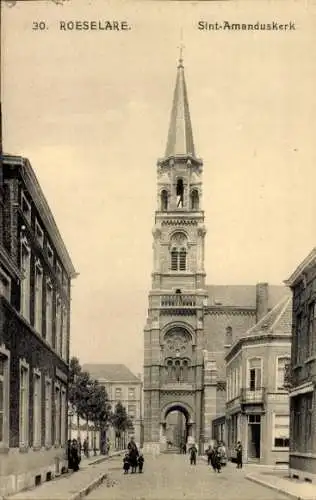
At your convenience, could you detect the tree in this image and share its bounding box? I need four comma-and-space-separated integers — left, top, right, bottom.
88, 380, 111, 454
69, 357, 111, 454
111, 402, 134, 449
69, 357, 92, 441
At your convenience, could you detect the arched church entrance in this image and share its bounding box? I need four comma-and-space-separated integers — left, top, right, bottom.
160, 403, 195, 453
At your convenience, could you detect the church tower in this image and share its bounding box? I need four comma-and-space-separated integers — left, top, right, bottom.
143, 54, 214, 454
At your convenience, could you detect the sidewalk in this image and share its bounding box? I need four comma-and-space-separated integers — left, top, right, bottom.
246, 470, 316, 500
3, 451, 125, 500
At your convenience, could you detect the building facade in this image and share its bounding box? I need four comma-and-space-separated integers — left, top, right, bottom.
223, 296, 291, 465
0, 155, 77, 496
83, 364, 143, 448
285, 248, 316, 482
142, 57, 290, 454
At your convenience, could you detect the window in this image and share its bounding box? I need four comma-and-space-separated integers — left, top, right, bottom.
160, 190, 168, 211
305, 393, 313, 452
248, 358, 262, 390
21, 191, 31, 223
45, 378, 52, 447
128, 404, 136, 420
170, 232, 188, 272
33, 371, 42, 447
20, 239, 31, 320
176, 179, 184, 208
128, 388, 135, 400
56, 263, 62, 284
19, 361, 29, 447
35, 220, 44, 247
34, 262, 43, 334
0, 268, 11, 302
46, 243, 54, 266
62, 275, 68, 295
61, 307, 68, 361
248, 414, 261, 424
0, 351, 9, 446
295, 314, 303, 364
274, 415, 289, 448
55, 296, 62, 355
115, 387, 122, 400
54, 384, 61, 446
276, 357, 290, 390
190, 189, 199, 210
46, 281, 53, 345
292, 392, 314, 453
307, 302, 316, 357
61, 388, 66, 446
225, 326, 232, 346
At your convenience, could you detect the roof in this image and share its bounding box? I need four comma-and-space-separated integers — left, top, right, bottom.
82, 364, 141, 383
206, 284, 289, 309
3, 154, 77, 279
284, 248, 316, 288
165, 58, 195, 157
247, 295, 292, 337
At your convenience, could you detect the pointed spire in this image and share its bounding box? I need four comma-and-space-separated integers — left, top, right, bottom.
165, 50, 195, 158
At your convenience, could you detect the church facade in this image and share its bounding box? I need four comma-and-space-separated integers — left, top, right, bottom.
143, 56, 288, 454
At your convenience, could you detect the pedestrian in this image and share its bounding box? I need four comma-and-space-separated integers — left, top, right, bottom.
182, 442, 187, 454
214, 444, 222, 473
235, 441, 243, 469
67, 439, 73, 470
123, 453, 130, 474
138, 450, 145, 473
210, 446, 218, 472
217, 441, 227, 467
83, 437, 89, 458
70, 439, 81, 472
127, 436, 139, 474
189, 443, 197, 465
205, 444, 213, 466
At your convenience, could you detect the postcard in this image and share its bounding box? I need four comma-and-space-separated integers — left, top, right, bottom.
0, 0, 315, 498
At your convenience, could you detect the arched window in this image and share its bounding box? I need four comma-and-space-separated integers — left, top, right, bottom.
190, 189, 199, 210
160, 190, 168, 211
225, 326, 233, 346
176, 179, 184, 208
167, 360, 173, 380
175, 360, 181, 382
170, 232, 188, 272
182, 360, 189, 382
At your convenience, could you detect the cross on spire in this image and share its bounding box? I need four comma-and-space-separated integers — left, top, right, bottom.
178, 43, 185, 66
178, 28, 185, 67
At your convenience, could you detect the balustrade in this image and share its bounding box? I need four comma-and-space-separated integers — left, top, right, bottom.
161, 295, 196, 307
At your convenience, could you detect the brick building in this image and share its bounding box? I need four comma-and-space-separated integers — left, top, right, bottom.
220, 294, 292, 465
285, 248, 316, 482
83, 364, 143, 449
0, 154, 77, 496
142, 56, 290, 454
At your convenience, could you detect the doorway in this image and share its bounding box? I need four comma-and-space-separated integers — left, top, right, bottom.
247, 414, 261, 460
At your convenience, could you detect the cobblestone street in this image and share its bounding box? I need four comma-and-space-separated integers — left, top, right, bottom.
88, 454, 289, 500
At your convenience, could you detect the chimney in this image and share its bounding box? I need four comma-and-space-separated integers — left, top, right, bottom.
256, 283, 269, 322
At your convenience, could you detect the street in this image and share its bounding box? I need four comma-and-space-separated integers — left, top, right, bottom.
88, 454, 289, 500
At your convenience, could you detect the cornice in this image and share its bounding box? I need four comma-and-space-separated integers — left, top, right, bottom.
3, 155, 78, 279
226, 333, 292, 361
204, 306, 256, 316
157, 154, 203, 168
284, 247, 316, 288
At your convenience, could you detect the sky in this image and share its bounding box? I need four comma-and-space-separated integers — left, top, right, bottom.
2, 0, 316, 375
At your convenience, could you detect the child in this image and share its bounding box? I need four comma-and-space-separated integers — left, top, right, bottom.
138, 451, 144, 473
189, 443, 198, 465
123, 453, 130, 474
